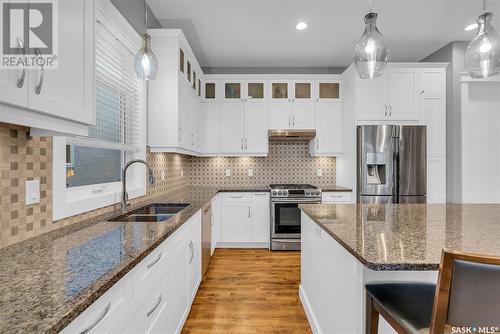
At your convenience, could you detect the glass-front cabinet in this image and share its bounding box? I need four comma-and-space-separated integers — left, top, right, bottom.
203, 81, 218, 102
293, 81, 314, 102
269, 81, 289, 102
223, 81, 242, 102
316, 81, 341, 102
246, 81, 266, 102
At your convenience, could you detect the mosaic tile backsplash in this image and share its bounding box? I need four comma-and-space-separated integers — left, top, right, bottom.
0, 123, 335, 248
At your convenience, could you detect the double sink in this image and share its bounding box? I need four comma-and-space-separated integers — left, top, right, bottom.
110, 203, 190, 222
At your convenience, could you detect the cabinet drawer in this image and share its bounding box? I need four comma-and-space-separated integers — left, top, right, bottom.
221, 192, 251, 203
322, 192, 352, 203
133, 242, 169, 298
61, 274, 132, 334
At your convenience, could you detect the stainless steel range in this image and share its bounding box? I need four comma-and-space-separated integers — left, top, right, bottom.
270, 184, 322, 251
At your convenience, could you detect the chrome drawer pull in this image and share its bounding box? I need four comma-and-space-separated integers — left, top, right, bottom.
79, 302, 110, 334
34, 48, 44, 95
146, 253, 162, 269
189, 241, 194, 264
16, 38, 26, 88
146, 295, 162, 317
230, 195, 244, 198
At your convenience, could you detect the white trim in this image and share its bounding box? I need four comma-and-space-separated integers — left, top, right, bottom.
216, 242, 269, 249
299, 285, 321, 334
53, 0, 147, 221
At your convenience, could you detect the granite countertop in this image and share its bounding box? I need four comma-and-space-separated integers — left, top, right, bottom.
300, 203, 500, 271
0, 186, 269, 334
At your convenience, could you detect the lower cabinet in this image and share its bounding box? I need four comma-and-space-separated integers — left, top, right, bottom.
321, 191, 353, 203
219, 192, 270, 247
61, 210, 202, 334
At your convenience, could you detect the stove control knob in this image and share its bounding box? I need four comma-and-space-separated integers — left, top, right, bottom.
283, 190, 288, 196
272, 190, 277, 196
278, 191, 283, 196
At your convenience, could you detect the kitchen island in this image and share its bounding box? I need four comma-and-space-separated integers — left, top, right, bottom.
299, 203, 500, 334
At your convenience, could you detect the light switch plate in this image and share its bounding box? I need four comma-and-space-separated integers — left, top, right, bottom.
317, 168, 322, 177
225, 169, 231, 177
180, 169, 184, 178
161, 170, 165, 181
248, 169, 254, 177
25, 180, 40, 205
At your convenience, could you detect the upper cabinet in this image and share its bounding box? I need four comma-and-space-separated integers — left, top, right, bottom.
148, 29, 204, 154
317, 81, 341, 102
0, 0, 95, 136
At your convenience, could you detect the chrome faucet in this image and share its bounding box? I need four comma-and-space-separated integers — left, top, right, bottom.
121, 159, 156, 213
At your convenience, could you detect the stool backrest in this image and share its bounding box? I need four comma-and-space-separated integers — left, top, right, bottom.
430, 250, 500, 333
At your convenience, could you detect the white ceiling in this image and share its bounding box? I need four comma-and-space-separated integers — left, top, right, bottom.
148, 0, 500, 68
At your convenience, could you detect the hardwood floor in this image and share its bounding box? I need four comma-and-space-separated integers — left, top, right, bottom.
182, 249, 312, 334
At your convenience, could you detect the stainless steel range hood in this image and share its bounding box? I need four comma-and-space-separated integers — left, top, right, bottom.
268, 129, 316, 141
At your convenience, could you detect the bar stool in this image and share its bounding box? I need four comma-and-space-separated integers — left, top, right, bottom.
365, 250, 500, 334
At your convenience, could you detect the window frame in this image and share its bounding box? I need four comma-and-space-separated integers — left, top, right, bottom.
53, 1, 146, 221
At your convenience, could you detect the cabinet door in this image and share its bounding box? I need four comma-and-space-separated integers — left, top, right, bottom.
203, 81, 218, 102
164, 246, 190, 334
220, 102, 245, 153
421, 96, 446, 157
201, 103, 221, 154
355, 75, 386, 120
246, 81, 266, 103
291, 102, 315, 129
313, 103, 343, 155
181, 83, 192, 149
221, 202, 251, 242
211, 196, 221, 254
269, 81, 290, 102
244, 103, 268, 154
0, 29, 28, 108
316, 81, 341, 103
188, 214, 202, 303
250, 193, 270, 242
268, 103, 291, 129
223, 81, 243, 102
420, 68, 445, 96
385, 68, 419, 120
427, 157, 446, 203
28, 0, 94, 125
293, 81, 314, 103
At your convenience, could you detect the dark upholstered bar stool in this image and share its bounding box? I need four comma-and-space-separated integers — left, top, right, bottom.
365, 250, 500, 334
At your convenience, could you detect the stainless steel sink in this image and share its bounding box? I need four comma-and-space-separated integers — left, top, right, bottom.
110, 203, 189, 222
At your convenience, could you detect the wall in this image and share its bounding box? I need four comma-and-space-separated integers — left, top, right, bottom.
190, 141, 336, 187
0, 123, 189, 248
421, 41, 468, 203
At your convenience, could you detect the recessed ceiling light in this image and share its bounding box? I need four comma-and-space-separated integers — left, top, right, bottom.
296, 22, 308, 31
464, 23, 478, 31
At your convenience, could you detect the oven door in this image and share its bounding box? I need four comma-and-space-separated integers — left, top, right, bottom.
271, 199, 320, 239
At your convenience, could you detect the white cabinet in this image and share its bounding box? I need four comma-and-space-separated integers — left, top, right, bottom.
310, 103, 343, 156
220, 192, 270, 246
250, 193, 270, 242
355, 67, 420, 121
211, 195, 222, 254
188, 211, 202, 303
221, 194, 252, 242
148, 29, 204, 154
321, 191, 353, 203
316, 81, 341, 103
427, 157, 446, 203
201, 103, 221, 154
220, 100, 268, 155
0, 0, 94, 136
268, 80, 315, 129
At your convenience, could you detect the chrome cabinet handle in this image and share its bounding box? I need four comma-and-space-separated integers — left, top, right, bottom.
189, 241, 194, 264
253, 193, 267, 196
230, 195, 243, 198
293, 115, 295, 126
16, 38, 26, 88
241, 138, 244, 150
146, 295, 162, 317
316, 138, 319, 150
79, 302, 111, 334
248, 206, 251, 219
245, 138, 248, 150
420, 90, 425, 95
34, 48, 44, 94
146, 253, 162, 269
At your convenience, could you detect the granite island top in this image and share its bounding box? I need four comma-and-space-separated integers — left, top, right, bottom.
300, 203, 500, 271
0, 186, 269, 334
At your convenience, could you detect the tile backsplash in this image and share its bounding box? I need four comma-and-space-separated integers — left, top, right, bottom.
0, 123, 335, 248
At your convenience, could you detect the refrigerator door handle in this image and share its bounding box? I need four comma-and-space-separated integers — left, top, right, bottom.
393, 136, 400, 200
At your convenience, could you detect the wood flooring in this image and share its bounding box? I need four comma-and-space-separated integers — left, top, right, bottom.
181, 249, 312, 334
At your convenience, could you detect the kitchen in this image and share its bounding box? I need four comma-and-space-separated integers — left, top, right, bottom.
0, 0, 499, 333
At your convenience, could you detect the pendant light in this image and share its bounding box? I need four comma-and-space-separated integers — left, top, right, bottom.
353, 0, 389, 79
465, 0, 500, 78
134, 0, 158, 80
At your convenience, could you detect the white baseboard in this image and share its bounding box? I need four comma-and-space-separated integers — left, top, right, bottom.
299, 285, 321, 334
216, 242, 270, 249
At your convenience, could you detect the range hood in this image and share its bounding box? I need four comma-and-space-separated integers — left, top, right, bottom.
268, 129, 316, 141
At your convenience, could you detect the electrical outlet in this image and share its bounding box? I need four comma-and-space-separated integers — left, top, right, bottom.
161, 170, 165, 181
25, 180, 40, 205
180, 169, 184, 178
317, 168, 323, 177
247, 169, 254, 177
225, 169, 231, 177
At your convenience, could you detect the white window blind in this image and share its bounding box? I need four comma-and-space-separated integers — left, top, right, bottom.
67, 18, 142, 152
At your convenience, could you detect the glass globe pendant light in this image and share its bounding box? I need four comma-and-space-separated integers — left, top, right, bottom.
465, 0, 500, 78
134, 0, 158, 80
354, 0, 389, 79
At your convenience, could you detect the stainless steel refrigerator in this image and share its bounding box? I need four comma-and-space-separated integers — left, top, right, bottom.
356, 125, 427, 204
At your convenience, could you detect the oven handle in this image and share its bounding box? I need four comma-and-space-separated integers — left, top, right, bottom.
271, 199, 321, 204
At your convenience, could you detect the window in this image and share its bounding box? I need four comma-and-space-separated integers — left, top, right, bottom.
53, 3, 145, 220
